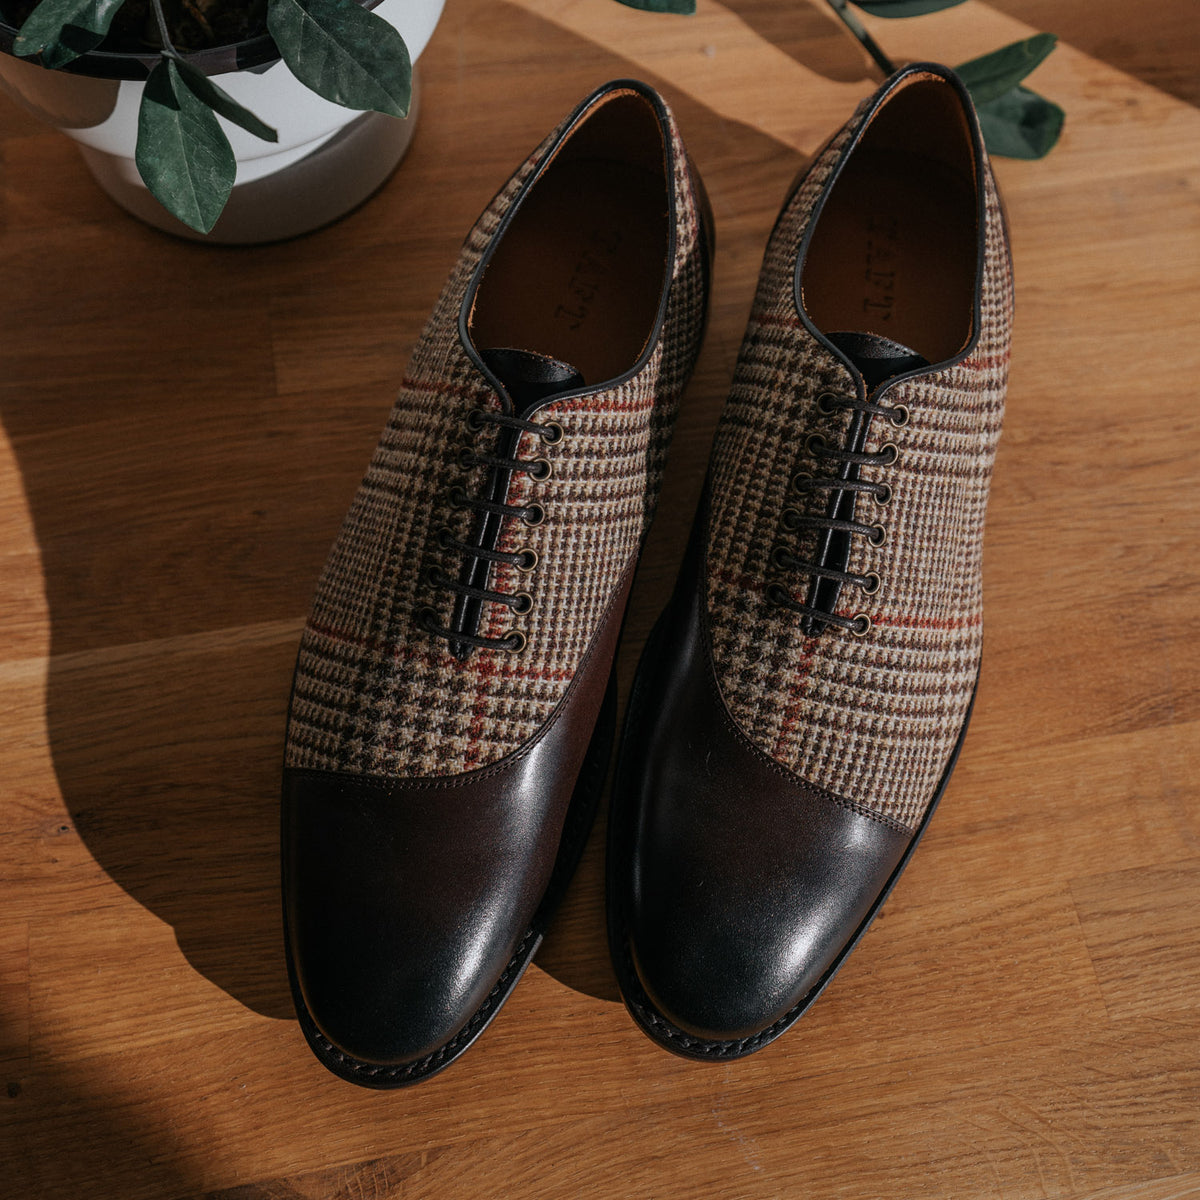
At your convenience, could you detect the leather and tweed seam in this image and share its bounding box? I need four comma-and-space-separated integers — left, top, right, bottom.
285, 88, 707, 778
705, 75, 1012, 830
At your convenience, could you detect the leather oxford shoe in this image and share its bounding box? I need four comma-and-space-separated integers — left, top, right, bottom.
608, 63, 1012, 1059
283, 79, 712, 1086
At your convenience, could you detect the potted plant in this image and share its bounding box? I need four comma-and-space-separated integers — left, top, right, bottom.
0, 0, 703, 244
0, 0, 445, 241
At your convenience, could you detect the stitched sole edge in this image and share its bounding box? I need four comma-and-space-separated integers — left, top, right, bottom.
606, 607, 978, 1063
285, 671, 617, 1090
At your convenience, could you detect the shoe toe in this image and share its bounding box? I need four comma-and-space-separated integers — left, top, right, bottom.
282, 768, 537, 1069
627, 789, 909, 1043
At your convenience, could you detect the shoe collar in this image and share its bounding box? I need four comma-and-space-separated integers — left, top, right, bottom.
456, 78, 683, 415
791, 62, 992, 403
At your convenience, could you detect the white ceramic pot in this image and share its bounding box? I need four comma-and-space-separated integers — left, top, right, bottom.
0, 0, 445, 242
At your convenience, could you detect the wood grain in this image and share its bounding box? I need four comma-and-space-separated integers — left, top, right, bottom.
1, 0, 1198, 1196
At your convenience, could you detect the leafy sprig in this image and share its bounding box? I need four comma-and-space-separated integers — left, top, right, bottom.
13, 0, 125, 68
830, 0, 1063, 158
14, 0, 414, 232
620, 0, 1063, 159
614, 0, 696, 11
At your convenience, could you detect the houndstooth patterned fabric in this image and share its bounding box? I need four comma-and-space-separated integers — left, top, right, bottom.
705, 70, 1012, 831
286, 84, 708, 779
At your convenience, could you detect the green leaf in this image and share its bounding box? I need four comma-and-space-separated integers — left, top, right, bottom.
975, 84, 1064, 159
956, 32, 1057, 106
851, 0, 966, 18
135, 58, 236, 234
613, 0, 696, 12
267, 0, 411, 118
13, 0, 124, 69
173, 57, 279, 143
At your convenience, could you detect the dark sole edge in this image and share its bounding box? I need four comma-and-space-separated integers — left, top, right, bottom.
606, 607, 978, 1062
284, 671, 617, 1090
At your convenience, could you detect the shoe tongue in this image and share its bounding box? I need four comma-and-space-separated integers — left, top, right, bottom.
826, 331, 930, 391
480, 347, 585, 414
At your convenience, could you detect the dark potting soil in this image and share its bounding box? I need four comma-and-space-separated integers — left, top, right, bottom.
2, 0, 270, 54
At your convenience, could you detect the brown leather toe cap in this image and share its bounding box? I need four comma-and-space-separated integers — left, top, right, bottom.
283, 764, 562, 1067
609, 519, 911, 1051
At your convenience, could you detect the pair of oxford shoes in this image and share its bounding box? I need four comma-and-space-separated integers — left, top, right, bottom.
282, 66, 1012, 1087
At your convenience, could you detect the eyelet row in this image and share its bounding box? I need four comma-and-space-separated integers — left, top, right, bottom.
789, 472, 892, 507
464, 408, 564, 444
505, 428, 556, 646
415, 607, 527, 653
437, 414, 564, 653
855, 435, 897, 631
445, 488, 546, 530
815, 392, 908, 427
768, 547, 881, 595
767, 583, 872, 637
455, 447, 554, 480
778, 430, 905, 635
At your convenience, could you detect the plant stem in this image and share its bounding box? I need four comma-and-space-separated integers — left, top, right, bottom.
825, 0, 897, 76
149, 0, 177, 55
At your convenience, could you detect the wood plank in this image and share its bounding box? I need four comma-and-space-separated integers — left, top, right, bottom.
1070, 1176, 1200, 1200
909, 718, 1200, 899
1072, 858, 1200, 1023
9, 1015, 1200, 1198
0, 923, 29, 1076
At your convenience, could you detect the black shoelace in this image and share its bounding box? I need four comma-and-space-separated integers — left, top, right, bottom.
767, 390, 908, 636
418, 408, 562, 653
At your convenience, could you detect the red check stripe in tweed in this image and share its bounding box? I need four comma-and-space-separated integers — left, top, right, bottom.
705, 84, 1013, 831
285, 93, 708, 779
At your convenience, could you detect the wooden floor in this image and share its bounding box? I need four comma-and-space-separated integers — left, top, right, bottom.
2, 1, 1198, 1196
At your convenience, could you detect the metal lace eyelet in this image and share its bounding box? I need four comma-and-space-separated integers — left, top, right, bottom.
869, 524, 887, 547
790, 472, 813, 493
464, 408, 486, 431
877, 442, 899, 466
509, 591, 534, 615
874, 483, 893, 506
782, 506, 803, 531
435, 527, 455, 549
415, 606, 439, 633
504, 630, 527, 653
861, 572, 881, 596
424, 566, 446, 589
522, 503, 546, 527
529, 457, 553, 481
770, 544, 792, 571
457, 447, 476, 471
805, 433, 827, 456
516, 548, 538, 572
850, 614, 872, 636
448, 486, 468, 508
888, 404, 910, 428
540, 422, 564, 445
766, 583, 789, 606
816, 392, 840, 415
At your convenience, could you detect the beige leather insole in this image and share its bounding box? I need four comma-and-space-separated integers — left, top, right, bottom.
469, 158, 668, 386
803, 149, 977, 363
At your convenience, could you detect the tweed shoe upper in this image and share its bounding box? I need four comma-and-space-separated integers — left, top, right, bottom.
704, 67, 1012, 831
285, 86, 708, 780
